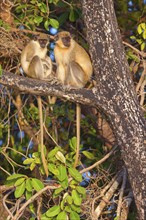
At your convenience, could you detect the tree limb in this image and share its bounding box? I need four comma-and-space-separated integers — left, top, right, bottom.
0, 71, 99, 107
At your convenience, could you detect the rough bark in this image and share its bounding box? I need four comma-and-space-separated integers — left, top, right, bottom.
0, 1, 145, 219
82, 0, 146, 219
0, 72, 99, 107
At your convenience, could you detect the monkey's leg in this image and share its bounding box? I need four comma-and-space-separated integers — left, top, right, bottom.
68, 61, 86, 88
37, 96, 48, 176
74, 103, 81, 168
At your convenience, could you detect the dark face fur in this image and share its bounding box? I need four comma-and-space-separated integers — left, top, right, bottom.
55, 32, 72, 48
61, 36, 71, 47
38, 39, 48, 48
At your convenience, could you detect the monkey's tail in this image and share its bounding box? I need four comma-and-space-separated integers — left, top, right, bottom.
74, 103, 81, 168
37, 96, 48, 177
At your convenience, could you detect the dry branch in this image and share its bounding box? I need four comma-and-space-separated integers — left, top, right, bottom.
0, 71, 100, 108
93, 169, 123, 219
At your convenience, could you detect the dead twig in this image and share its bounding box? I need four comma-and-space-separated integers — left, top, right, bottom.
93, 169, 123, 219
116, 167, 127, 219
80, 145, 117, 174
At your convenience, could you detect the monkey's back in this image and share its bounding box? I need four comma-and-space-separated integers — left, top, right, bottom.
73, 41, 93, 81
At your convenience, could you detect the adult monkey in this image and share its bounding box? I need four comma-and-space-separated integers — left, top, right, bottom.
21, 35, 52, 176
54, 31, 93, 167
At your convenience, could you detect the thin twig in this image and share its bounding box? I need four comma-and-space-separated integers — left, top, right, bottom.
80, 145, 117, 174
91, 173, 119, 217
116, 167, 127, 218
3, 189, 15, 219
136, 60, 146, 93
94, 169, 123, 219
0, 166, 11, 176
123, 41, 146, 57
12, 185, 59, 220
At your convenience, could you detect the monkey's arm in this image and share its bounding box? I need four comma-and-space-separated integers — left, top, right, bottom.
42, 56, 52, 78
56, 64, 66, 84
28, 55, 44, 79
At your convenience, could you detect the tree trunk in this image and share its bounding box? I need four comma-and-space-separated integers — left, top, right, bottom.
82, 0, 146, 219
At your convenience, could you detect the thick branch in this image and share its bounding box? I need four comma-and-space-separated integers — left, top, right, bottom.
0, 71, 99, 107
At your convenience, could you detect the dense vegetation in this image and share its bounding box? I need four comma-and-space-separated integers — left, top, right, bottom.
0, 0, 145, 219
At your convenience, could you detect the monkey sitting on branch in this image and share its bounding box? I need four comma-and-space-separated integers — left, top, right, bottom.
54, 31, 93, 167
21, 35, 53, 176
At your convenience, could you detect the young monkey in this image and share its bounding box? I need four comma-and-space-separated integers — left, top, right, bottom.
21, 35, 52, 176
54, 31, 93, 167
21, 35, 52, 80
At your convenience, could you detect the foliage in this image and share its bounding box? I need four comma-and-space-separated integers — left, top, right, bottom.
6, 141, 87, 219
130, 22, 146, 50
0, 0, 145, 219
13, 0, 81, 30
114, 0, 146, 37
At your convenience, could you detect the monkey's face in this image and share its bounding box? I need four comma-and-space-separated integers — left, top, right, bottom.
55, 31, 71, 48
33, 35, 49, 48
38, 39, 48, 48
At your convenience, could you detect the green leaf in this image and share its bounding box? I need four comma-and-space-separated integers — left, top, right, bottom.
23, 158, 34, 165
68, 168, 82, 182
55, 151, 66, 164
41, 215, 52, 220
76, 186, 86, 195
30, 0, 36, 3
25, 178, 33, 191
56, 211, 67, 220
7, 174, 25, 181
30, 162, 36, 171
141, 42, 145, 51
57, 165, 67, 181
25, 190, 32, 200
130, 35, 136, 40
29, 203, 35, 215
14, 177, 25, 187
48, 147, 60, 159
69, 137, 77, 151
70, 211, 80, 220
38, 2, 47, 13
34, 16, 43, 25
48, 163, 59, 176
69, 9, 75, 22
44, 20, 50, 30
46, 205, 60, 217
60, 178, 68, 189
136, 39, 143, 45
72, 190, 82, 206
65, 205, 72, 213
82, 151, 95, 159
66, 195, 73, 205
140, 23, 146, 30
70, 204, 81, 213
49, 18, 59, 29
14, 181, 25, 198
31, 178, 44, 191
137, 24, 143, 34
54, 187, 64, 196
143, 30, 146, 39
